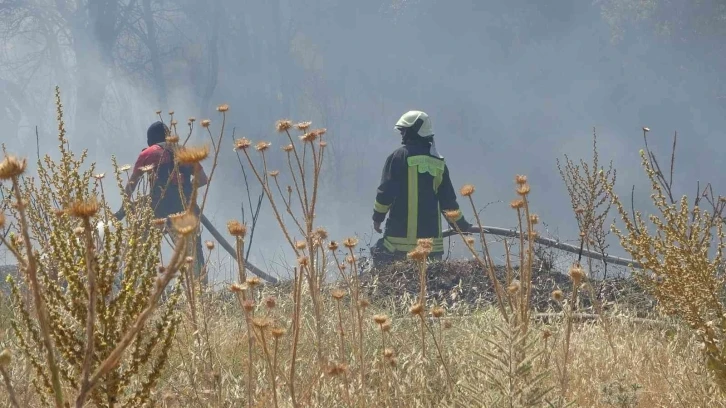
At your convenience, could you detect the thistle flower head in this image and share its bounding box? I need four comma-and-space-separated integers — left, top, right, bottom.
227, 220, 247, 237
517, 183, 531, 196
552, 289, 564, 302
252, 317, 270, 329
188, 117, 196, 123
515, 174, 527, 185
530, 214, 539, 224
431, 307, 445, 318
166, 134, 180, 143
201, 119, 211, 128
409, 303, 424, 315
359, 298, 370, 308
170, 211, 198, 235
373, 314, 388, 325
276, 119, 293, 132
269, 170, 280, 177
67, 197, 99, 218
140, 164, 155, 173
205, 240, 215, 250
282, 144, 294, 152
256, 141, 271, 152
510, 199, 524, 209
216, 103, 229, 112
343, 237, 358, 248
328, 241, 339, 251
295, 240, 307, 250
443, 209, 461, 222
0, 155, 27, 180
176, 145, 209, 164
331, 289, 346, 300
246, 276, 261, 288
271, 327, 287, 338
300, 132, 317, 143
119, 164, 132, 172
234, 138, 252, 150
295, 121, 312, 131
315, 227, 328, 240
264, 296, 276, 308
93, 173, 105, 180
507, 280, 521, 294
297, 256, 309, 267
460, 184, 475, 197
569, 264, 586, 286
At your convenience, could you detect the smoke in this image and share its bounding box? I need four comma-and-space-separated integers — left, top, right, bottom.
2, 0, 725, 282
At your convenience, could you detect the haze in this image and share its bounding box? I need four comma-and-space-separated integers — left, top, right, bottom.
1, 0, 724, 282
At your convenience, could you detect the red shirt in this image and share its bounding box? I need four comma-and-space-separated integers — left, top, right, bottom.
134, 144, 187, 185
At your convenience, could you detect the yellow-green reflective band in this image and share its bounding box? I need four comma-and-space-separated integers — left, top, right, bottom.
384, 236, 444, 253
407, 165, 418, 239
374, 200, 390, 213
407, 156, 445, 177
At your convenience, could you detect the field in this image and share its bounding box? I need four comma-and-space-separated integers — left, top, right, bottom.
1, 93, 726, 407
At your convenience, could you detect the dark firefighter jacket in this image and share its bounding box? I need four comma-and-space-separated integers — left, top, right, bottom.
372, 142, 471, 254
134, 142, 194, 218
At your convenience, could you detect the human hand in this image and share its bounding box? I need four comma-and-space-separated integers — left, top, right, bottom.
373, 221, 382, 233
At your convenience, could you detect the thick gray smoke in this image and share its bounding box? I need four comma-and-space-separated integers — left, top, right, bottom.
2, 0, 725, 282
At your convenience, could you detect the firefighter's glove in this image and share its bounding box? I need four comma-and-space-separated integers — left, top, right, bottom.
373, 221, 382, 233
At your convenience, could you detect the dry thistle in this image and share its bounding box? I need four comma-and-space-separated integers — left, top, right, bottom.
93, 173, 105, 180
227, 220, 247, 237
460, 184, 475, 197
507, 280, 521, 295
176, 145, 209, 164
269, 170, 280, 177
119, 164, 132, 172
300, 132, 317, 143
295, 240, 307, 250
298, 256, 309, 267
234, 138, 252, 150
205, 240, 215, 250
201, 119, 211, 128
276, 119, 293, 132
252, 318, 270, 329
443, 209, 462, 222
170, 212, 198, 236
510, 199, 525, 209
246, 276, 261, 288
517, 183, 531, 196
271, 327, 286, 338
0, 155, 27, 179
381, 321, 392, 332
282, 144, 294, 152
242, 299, 255, 312
66, 198, 100, 218
343, 237, 358, 248
264, 296, 277, 308
217, 103, 230, 112
331, 289, 346, 300
515, 174, 527, 184
530, 214, 540, 224
407, 248, 427, 262
295, 121, 312, 131
230, 283, 245, 293
569, 264, 585, 286
373, 314, 388, 325
188, 117, 196, 123
166, 134, 180, 143
328, 241, 339, 251
255, 141, 272, 152
431, 307, 445, 318
552, 289, 565, 302
409, 303, 424, 315
359, 298, 370, 309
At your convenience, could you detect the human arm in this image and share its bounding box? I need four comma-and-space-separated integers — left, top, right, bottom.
372, 151, 403, 232
193, 163, 208, 187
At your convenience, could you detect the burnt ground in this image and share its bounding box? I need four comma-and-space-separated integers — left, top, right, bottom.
357, 258, 656, 316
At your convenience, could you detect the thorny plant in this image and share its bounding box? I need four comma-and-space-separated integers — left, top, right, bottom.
556, 128, 619, 398
0, 87, 206, 407
604, 127, 726, 393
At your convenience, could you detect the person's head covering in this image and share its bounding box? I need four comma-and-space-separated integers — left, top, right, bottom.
394, 110, 442, 158
146, 121, 169, 146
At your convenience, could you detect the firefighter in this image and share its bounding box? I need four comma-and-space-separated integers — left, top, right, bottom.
115, 121, 208, 281
371, 110, 473, 266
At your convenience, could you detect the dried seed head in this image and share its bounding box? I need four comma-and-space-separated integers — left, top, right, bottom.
93, 173, 105, 180
264, 296, 277, 308
246, 276, 261, 287
328, 241, 339, 251
255, 141, 271, 152
170, 212, 198, 235
67, 198, 99, 218
464, 236, 475, 246
166, 134, 180, 143
552, 290, 564, 302
119, 164, 132, 172
407, 248, 427, 262
529, 230, 539, 239
315, 227, 328, 240
168, 110, 174, 115
373, 314, 388, 324
331, 289, 346, 300
205, 240, 215, 250
295, 121, 312, 131
569, 264, 585, 286
642, 127, 650, 132
152, 218, 167, 228
389, 357, 398, 367
507, 280, 521, 294
155, 110, 161, 115
417, 238, 433, 251
185, 256, 194, 264
0, 348, 11, 367
282, 144, 294, 152
542, 329, 552, 339
409, 303, 424, 315
443, 320, 453, 329
295, 240, 307, 250
326, 362, 348, 377
517, 183, 531, 196
271, 327, 286, 338
443, 209, 462, 221
530, 214, 539, 224
515, 174, 527, 185
230, 283, 245, 293
384, 348, 394, 358
345, 254, 356, 264
300, 132, 317, 143
140, 164, 155, 173
234, 138, 252, 150
319, 141, 328, 148
343, 237, 358, 248
188, 117, 196, 123
242, 299, 255, 312
381, 321, 392, 332
297, 256, 309, 267
216, 103, 229, 112
460, 184, 475, 197
510, 199, 525, 209
171, 119, 178, 126
269, 170, 280, 177
201, 119, 211, 128
359, 298, 370, 309
252, 318, 270, 329
431, 307, 445, 318
276, 119, 293, 132
227, 220, 247, 237
176, 145, 209, 164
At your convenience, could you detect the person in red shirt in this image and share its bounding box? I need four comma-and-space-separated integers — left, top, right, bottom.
115, 121, 209, 281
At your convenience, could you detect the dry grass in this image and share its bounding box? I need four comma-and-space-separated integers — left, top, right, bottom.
1, 96, 726, 407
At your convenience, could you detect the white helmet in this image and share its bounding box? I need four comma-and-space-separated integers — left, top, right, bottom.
395, 110, 434, 137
